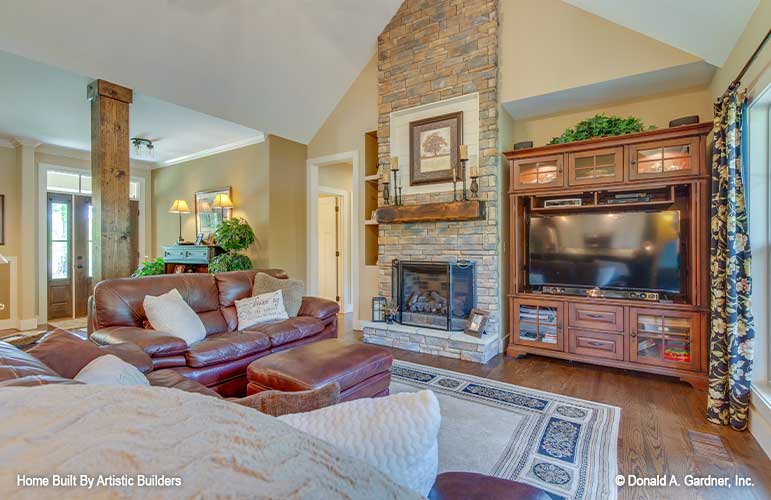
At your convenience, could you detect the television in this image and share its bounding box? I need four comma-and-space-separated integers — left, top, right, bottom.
528, 210, 682, 294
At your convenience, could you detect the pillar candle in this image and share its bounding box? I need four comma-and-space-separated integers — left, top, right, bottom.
381, 171, 389, 184
391, 156, 399, 171
459, 144, 469, 161
470, 165, 479, 177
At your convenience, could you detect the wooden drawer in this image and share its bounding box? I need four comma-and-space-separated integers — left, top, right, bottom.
183, 247, 210, 263
568, 329, 624, 360
568, 303, 624, 332
163, 248, 186, 261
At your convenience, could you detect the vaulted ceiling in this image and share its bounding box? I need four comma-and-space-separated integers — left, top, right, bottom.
0, 0, 402, 145
563, 0, 758, 66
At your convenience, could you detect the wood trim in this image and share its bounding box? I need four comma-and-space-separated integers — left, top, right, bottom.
87, 79, 133, 104
511, 297, 564, 352
567, 146, 624, 186
568, 302, 624, 332
374, 200, 485, 224
568, 328, 624, 361
509, 154, 564, 191
629, 308, 702, 372
628, 136, 701, 181
503, 123, 712, 160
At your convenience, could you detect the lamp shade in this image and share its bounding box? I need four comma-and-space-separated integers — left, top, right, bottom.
169, 199, 191, 213
212, 193, 233, 209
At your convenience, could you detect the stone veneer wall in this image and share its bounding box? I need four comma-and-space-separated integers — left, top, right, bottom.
377, 0, 501, 340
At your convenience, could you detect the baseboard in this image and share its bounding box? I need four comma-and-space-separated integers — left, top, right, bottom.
750, 383, 771, 459
18, 318, 39, 331
353, 319, 364, 331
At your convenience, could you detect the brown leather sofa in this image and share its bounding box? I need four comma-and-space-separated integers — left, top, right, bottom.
87, 270, 339, 396
0, 339, 219, 397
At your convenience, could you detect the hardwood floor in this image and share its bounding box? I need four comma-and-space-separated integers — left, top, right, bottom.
341, 317, 771, 500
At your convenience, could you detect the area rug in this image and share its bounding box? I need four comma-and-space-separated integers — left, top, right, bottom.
390, 360, 619, 500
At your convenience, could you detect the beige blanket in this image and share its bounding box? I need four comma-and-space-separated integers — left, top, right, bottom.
0, 385, 421, 499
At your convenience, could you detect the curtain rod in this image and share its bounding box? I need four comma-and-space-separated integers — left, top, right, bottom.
726, 26, 771, 95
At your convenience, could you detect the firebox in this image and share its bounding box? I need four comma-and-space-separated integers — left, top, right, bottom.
392, 259, 475, 331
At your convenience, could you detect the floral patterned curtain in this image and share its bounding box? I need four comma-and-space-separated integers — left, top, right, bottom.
707, 85, 755, 431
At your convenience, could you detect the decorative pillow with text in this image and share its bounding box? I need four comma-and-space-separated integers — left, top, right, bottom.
236, 289, 289, 330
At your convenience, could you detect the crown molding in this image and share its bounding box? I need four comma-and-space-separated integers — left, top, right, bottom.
156, 133, 266, 169
10, 137, 41, 148
0, 139, 13, 149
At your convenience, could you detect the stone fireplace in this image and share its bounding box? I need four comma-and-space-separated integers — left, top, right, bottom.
363, 0, 501, 364
393, 259, 474, 331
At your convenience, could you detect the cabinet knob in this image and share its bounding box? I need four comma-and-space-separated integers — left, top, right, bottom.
631, 160, 637, 165
631, 329, 637, 338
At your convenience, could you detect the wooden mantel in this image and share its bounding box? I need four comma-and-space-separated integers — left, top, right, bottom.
375, 200, 485, 224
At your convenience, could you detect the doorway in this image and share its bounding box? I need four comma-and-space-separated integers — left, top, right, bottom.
47, 193, 90, 320
318, 194, 344, 305
46, 192, 138, 321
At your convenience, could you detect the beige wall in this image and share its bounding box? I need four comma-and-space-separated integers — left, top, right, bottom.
0, 144, 153, 325
308, 54, 378, 325
319, 162, 353, 192
0, 147, 19, 321
266, 135, 308, 283
509, 86, 713, 147
0, 147, 20, 258
499, 0, 702, 104
151, 135, 307, 282
152, 143, 270, 268
710, 0, 771, 99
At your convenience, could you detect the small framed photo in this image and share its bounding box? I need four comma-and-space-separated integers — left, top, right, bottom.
194, 233, 204, 245
464, 308, 489, 338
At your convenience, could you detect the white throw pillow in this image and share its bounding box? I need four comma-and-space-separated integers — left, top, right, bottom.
143, 288, 206, 346
279, 390, 441, 496
235, 289, 289, 330
74, 354, 150, 386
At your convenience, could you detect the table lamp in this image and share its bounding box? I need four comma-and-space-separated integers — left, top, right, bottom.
211, 193, 233, 220
169, 199, 191, 243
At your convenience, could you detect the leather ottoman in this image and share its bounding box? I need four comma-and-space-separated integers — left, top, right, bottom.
246, 338, 392, 402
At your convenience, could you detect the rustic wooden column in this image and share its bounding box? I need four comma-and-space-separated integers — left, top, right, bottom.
87, 79, 133, 282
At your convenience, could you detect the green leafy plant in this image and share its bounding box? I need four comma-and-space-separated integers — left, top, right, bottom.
132, 257, 165, 277
213, 217, 255, 252
549, 114, 655, 145
209, 217, 256, 274
208, 253, 253, 274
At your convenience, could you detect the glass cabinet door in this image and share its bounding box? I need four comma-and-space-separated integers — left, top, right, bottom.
568, 147, 623, 186
630, 309, 700, 371
514, 299, 563, 351
629, 137, 700, 180
511, 155, 564, 190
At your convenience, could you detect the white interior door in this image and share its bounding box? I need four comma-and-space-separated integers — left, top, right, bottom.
318, 196, 340, 303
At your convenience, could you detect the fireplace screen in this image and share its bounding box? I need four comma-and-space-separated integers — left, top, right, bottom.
392, 259, 475, 331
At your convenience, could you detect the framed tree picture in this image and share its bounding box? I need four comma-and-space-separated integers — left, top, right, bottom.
409, 111, 463, 185
195, 187, 232, 242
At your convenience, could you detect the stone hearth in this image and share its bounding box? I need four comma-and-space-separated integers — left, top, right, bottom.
362, 321, 498, 363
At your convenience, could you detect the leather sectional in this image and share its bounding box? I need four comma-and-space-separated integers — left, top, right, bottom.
87, 269, 340, 396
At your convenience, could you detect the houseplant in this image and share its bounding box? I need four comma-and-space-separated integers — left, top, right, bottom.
208, 217, 255, 273
132, 257, 165, 277
549, 114, 655, 145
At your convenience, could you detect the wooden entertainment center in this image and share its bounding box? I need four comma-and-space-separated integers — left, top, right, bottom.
504, 123, 712, 388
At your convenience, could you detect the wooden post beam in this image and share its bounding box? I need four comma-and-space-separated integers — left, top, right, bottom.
88, 79, 133, 282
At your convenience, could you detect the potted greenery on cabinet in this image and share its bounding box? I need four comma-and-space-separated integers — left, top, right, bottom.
208, 217, 256, 273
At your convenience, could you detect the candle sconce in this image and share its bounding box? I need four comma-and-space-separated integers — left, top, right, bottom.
470, 173, 479, 199
459, 159, 468, 201
391, 159, 402, 206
